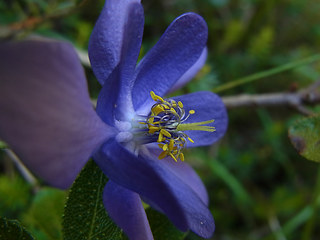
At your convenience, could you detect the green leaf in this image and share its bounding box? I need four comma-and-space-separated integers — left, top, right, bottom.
289, 115, 320, 162
0, 175, 31, 217
146, 208, 186, 240
248, 26, 274, 61
22, 188, 66, 240
0, 141, 7, 149
0, 217, 34, 240
218, 20, 244, 52
62, 160, 125, 240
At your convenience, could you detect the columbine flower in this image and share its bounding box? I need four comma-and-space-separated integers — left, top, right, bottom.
0, 0, 228, 239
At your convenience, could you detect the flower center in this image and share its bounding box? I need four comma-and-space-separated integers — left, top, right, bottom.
137, 91, 215, 162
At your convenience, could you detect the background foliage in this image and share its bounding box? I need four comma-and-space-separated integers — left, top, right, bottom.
1, 0, 320, 239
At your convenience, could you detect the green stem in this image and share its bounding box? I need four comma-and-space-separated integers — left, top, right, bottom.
279, 175, 320, 237
282, 206, 313, 235
212, 54, 320, 93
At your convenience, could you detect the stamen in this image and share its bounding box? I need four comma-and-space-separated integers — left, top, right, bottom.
158, 151, 168, 159
150, 91, 165, 103
169, 153, 178, 162
177, 120, 216, 132
169, 139, 174, 151
149, 126, 159, 134
188, 137, 194, 143
157, 132, 164, 142
140, 91, 216, 162
152, 105, 165, 115
179, 153, 185, 161
162, 144, 168, 151
160, 129, 171, 138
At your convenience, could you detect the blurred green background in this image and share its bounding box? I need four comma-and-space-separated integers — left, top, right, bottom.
1, 0, 320, 239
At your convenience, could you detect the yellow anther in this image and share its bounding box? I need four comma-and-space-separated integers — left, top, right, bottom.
163, 104, 170, 110
179, 153, 185, 161
158, 151, 168, 159
188, 137, 194, 143
162, 144, 168, 151
150, 91, 165, 102
157, 133, 163, 142
160, 129, 171, 138
189, 110, 195, 114
170, 107, 177, 114
178, 101, 183, 108
169, 153, 178, 162
148, 117, 155, 124
150, 91, 156, 99
152, 105, 164, 115
158, 144, 164, 148
149, 126, 160, 134
169, 139, 174, 151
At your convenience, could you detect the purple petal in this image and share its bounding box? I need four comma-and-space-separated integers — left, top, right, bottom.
89, 0, 142, 85
96, 3, 144, 123
94, 140, 215, 238
169, 48, 208, 93
96, 65, 136, 125
173, 91, 228, 148
103, 181, 153, 240
132, 13, 208, 113
153, 155, 209, 205
115, 3, 144, 121
96, 67, 122, 126
0, 39, 113, 189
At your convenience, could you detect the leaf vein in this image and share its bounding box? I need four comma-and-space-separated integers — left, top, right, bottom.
87, 170, 105, 240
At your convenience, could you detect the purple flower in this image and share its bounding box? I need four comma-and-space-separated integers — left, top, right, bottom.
0, 0, 228, 239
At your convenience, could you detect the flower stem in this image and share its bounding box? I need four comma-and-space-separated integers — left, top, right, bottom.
212, 54, 320, 93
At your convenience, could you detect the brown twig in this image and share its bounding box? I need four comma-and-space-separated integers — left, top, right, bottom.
222, 81, 320, 115
1, 14, 63, 40
89, 81, 320, 115
0, 0, 89, 40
